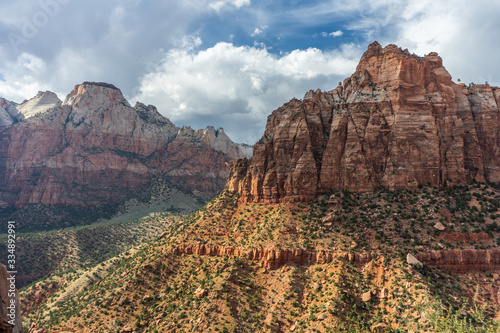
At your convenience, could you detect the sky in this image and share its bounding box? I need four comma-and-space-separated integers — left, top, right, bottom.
1, 0, 499, 144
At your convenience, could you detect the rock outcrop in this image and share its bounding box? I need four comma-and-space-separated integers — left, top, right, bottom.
415, 249, 500, 273
175, 244, 500, 273
16, 91, 61, 119
1, 90, 60, 128
174, 243, 372, 270
227, 42, 500, 202
0, 82, 251, 226
0, 98, 22, 127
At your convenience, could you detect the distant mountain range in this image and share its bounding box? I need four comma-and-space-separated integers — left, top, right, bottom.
0, 82, 252, 230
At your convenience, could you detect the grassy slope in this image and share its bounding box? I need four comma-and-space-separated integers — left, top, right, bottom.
22, 183, 500, 332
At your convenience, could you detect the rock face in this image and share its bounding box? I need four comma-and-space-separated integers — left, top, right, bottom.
16, 91, 61, 118
0, 98, 22, 128
0, 90, 59, 128
406, 253, 423, 267
0, 82, 250, 225
227, 42, 500, 202
175, 244, 500, 273
0, 264, 23, 333
415, 249, 500, 273
174, 243, 372, 270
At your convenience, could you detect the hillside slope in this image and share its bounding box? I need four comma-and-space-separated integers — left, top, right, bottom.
23, 183, 500, 332
0, 214, 181, 288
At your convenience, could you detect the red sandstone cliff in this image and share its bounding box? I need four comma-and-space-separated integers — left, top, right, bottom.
227, 42, 500, 202
174, 243, 500, 273
0, 82, 250, 218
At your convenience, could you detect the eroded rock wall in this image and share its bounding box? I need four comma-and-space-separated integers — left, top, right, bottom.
227, 42, 500, 202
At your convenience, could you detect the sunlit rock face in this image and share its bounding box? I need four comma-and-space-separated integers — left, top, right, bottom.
0, 82, 251, 209
227, 42, 500, 202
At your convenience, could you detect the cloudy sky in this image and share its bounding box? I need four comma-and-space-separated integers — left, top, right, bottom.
1, 0, 499, 143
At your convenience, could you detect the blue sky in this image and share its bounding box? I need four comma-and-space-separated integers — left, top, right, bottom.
1, 0, 500, 143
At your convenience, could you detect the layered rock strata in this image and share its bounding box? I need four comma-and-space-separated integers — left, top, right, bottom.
175, 244, 500, 273
174, 243, 371, 270
227, 42, 500, 202
0, 82, 250, 210
16, 91, 61, 119
415, 249, 500, 273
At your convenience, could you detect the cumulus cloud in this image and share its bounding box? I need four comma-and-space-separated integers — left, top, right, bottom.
174, 35, 203, 50
134, 41, 359, 143
250, 25, 267, 37
329, 0, 500, 86
390, 0, 500, 86
0, 53, 53, 102
0, 0, 215, 101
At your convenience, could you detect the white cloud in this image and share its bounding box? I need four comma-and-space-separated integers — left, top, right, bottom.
330, 30, 343, 37
389, 0, 500, 86
325, 0, 500, 87
250, 25, 267, 37
253, 41, 266, 49
135, 42, 359, 143
0, 53, 53, 102
251, 28, 263, 37
0, 1, 213, 102
174, 35, 203, 50
209, 0, 251, 12
321, 30, 343, 38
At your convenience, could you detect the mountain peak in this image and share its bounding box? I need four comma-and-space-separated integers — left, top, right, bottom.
133, 102, 175, 127
17, 91, 61, 118
352, 42, 448, 94
358, 42, 443, 68
227, 42, 500, 203
63, 82, 128, 110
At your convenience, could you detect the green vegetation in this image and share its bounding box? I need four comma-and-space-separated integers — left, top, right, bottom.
20, 183, 500, 332
1, 214, 180, 288
424, 298, 500, 333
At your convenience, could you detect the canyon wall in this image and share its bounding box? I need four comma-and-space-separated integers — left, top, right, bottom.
0, 82, 250, 212
227, 42, 500, 202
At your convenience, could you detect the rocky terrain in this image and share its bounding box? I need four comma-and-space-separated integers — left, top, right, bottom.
0, 91, 61, 128
227, 42, 500, 203
0, 82, 251, 230
0, 98, 23, 127
16, 91, 61, 119
20, 43, 500, 333
22, 183, 500, 332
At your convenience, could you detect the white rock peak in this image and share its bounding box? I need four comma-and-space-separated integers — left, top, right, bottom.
17, 91, 61, 118
63, 82, 129, 111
